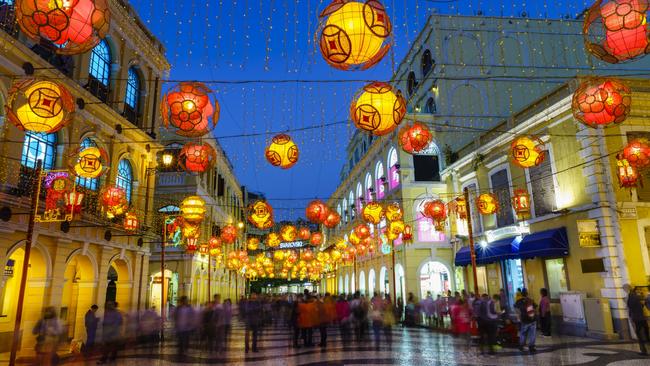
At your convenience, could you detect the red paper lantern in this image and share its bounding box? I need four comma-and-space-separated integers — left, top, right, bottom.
512, 189, 531, 218
617, 156, 640, 187
398, 122, 433, 154
209, 240, 222, 257
209, 236, 222, 249
423, 200, 447, 222
306, 200, 329, 224
161, 82, 220, 137
323, 210, 341, 229
403, 225, 413, 242
301, 250, 315, 262
123, 212, 139, 232
298, 227, 311, 240
572, 79, 632, 128
354, 224, 371, 239
179, 142, 217, 173
310, 232, 324, 247
584, 0, 650, 63
477, 193, 499, 215
622, 138, 650, 169
64, 190, 84, 215
15, 0, 111, 55
221, 224, 238, 244
186, 238, 198, 255
99, 185, 128, 219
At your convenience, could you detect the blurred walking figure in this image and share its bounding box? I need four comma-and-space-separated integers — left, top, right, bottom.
201, 297, 217, 352
298, 291, 317, 347
290, 294, 302, 347
382, 295, 395, 349
624, 284, 649, 356
83, 304, 99, 356
370, 292, 384, 350
222, 299, 233, 350
539, 288, 552, 337
515, 288, 538, 354
139, 306, 160, 353
319, 293, 336, 348
420, 292, 434, 328
450, 299, 471, 348
33, 306, 62, 366
244, 292, 263, 353
98, 301, 123, 364
336, 294, 352, 350
174, 296, 195, 360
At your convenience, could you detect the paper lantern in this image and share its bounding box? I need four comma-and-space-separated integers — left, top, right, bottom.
388, 220, 405, 237
248, 200, 274, 230
179, 142, 217, 173
267, 233, 281, 248
331, 249, 342, 262
15, 0, 110, 55
198, 243, 210, 256
185, 238, 198, 255
362, 202, 384, 224
123, 212, 139, 232
512, 189, 531, 218
306, 200, 329, 223
351, 82, 407, 136
349, 231, 361, 246
584, 0, 650, 63
69, 145, 109, 179
451, 197, 468, 220
398, 122, 433, 154
403, 225, 413, 242
572, 79, 632, 128
617, 156, 640, 187
423, 200, 447, 222
384, 202, 403, 221
180, 196, 206, 224
209, 236, 223, 249
280, 225, 298, 242
622, 138, 650, 169
209, 241, 222, 257
317, 0, 391, 71
64, 190, 84, 215
301, 250, 315, 262
511, 136, 546, 168
323, 210, 341, 228
181, 222, 200, 240
161, 82, 220, 137
221, 224, 238, 244
477, 193, 499, 215
298, 227, 311, 240
246, 237, 260, 251
99, 185, 128, 219
265, 134, 299, 169
310, 232, 324, 246
354, 224, 371, 239
5, 79, 75, 133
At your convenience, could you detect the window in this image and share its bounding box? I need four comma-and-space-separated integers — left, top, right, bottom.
464, 183, 483, 233
349, 192, 355, 220
375, 161, 385, 199
544, 258, 568, 299
490, 169, 515, 227
116, 159, 133, 202
76, 138, 99, 190
21, 131, 57, 170
88, 40, 111, 101
356, 182, 363, 213
421, 50, 434, 76
124, 67, 141, 125
407, 71, 418, 97
342, 198, 348, 223
529, 154, 556, 216
413, 155, 440, 181
365, 173, 373, 202
425, 97, 437, 114
388, 148, 400, 190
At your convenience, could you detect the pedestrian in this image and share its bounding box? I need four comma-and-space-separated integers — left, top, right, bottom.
499, 289, 509, 314
478, 294, 498, 355
298, 292, 317, 347
336, 294, 352, 349
370, 292, 384, 350
98, 301, 123, 364
624, 284, 649, 356
436, 294, 448, 329
222, 298, 233, 350
83, 304, 99, 356
290, 294, 302, 347
351, 292, 367, 341
139, 306, 160, 354
404, 292, 416, 327
382, 294, 395, 349
319, 293, 336, 347
515, 288, 537, 354
174, 296, 195, 360
421, 292, 434, 328
539, 288, 552, 337
450, 299, 471, 348
244, 292, 263, 353
33, 306, 62, 366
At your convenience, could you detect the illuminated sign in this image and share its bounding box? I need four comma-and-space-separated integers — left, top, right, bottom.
279, 241, 305, 249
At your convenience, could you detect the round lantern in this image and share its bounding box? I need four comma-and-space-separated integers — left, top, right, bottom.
622, 138, 650, 169
15, 0, 110, 55
477, 193, 499, 215
209, 236, 223, 249
572, 79, 632, 128
247, 237, 260, 251
349, 231, 361, 246
179, 142, 217, 173
398, 122, 433, 154
69, 145, 109, 179
265, 134, 299, 169
5, 79, 75, 133
180, 196, 206, 224
323, 210, 341, 229
317, 0, 392, 71
248, 200, 274, 230
123, 212, 139, 232
388, 220, 405, 237
583, 0, 650, 63
221, 224, 238, 244
310, 232, 324, 247
181, 222, 200, 240
511, 136, 546, 168
384, 202, 403, 221
617, 156, 640, 187
209, 241, 222, 257
512, 189, 531, 218
99, 185, 128, 219
161, 82, 220, 138
298, 227, 311, 240
362, 202, 384, 224
351, 82, 407, 136
423, 200, 447, 222
280, 225, 298, 242
306, 200, 329, 224
267, 233, 281, 248
273, 250, 286, 261
331, 249, 342, 262
354, 224, 371, 239
301, 250, 315, 262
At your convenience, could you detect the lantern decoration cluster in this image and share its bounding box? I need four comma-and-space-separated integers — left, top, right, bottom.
477, 193, 499, 215
227, 250, 250, 271
5, 79, 75, 133
43, 174, 72, 213
317, 0, 392, 71
616, 155, 641, 188
387, 220, 405, 240
162, 82, 220, 137
398, 122, 433, 154
572, 79, 632, 128
123, 212, 139, 232
265, 134, 300, 169
69, 145, 110, 179
280, 225, 297, 242
622, 138, 650, 169
247, 237, 260, 251
422, 199, 447, 230
248, 200, 274, 230
354, 224, 371, 239
179, 142, 217, 173
583, 0, 650, 64
305, 200, 339, 228
220, 224, 238, 244
512, 189, 531, 219
15, 0, 111, 55
511, 136, 546, 168
298, 227, 311, 240
180, 196, 206, 224
99, 185, 128, 219
209, 238, 222, 256
351, 82, 407, 136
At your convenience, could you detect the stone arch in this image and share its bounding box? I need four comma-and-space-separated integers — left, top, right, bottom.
61, 251, 98, 341
417, 258, 453, 299
444, 32, 483, 67
6, 239, 52, 279
65, 248, 99, 283
368, 268, 376, 295
107, 255, 132, 309
379, 266, 388, 295
448, 82, 487, 116
358, 270, 366, 296
491, 34, 529, 66
395, 263, 406, 305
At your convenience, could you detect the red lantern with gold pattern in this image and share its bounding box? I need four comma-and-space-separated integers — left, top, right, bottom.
354, 224, 371, 240
185, 237, 199, 255
572, 79, 632, 128
99, 185, 128, 219
622, 138, 650, 169
398, 122, 432, 154
403, 225, 413, 242
162, 82, 220, 137
423, 200, 447, 222
306, 200, 329, 224
179, 142, 217, 173
310, 232, 324, 247
323, 210, 341, 229
209, 240, 221, 257
477, 193, 499, 215
209, 236, 222, 249
298, 227, 311, 240
221, 224, 238, 244
617, 155, 640, 187
512, 189, 531, 218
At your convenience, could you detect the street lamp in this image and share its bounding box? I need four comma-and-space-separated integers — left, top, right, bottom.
161, 151, 174, 167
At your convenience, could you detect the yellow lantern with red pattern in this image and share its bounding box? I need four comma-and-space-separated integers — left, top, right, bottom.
351, 82, 407, 136
6, 79, 76, 133
349, 231, 361, 246
265, 134, 300, 169
248, 200, 274, 230
384, 202, 403, 221
477, 193, 499, 215
362, 202, 384, 224
267, 233, 281, 248
209, 238, 222, 257
511, 136, 546, 168
247, 237, 260, 251
281, 225, 298, 242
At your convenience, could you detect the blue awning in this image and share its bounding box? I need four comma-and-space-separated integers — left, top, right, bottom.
454, 236, 520, 267
518, 227, 569, 259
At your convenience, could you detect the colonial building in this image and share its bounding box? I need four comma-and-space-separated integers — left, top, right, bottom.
0, 0, 169, 354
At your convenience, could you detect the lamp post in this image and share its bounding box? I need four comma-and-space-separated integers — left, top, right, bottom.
463, 187, 480, 296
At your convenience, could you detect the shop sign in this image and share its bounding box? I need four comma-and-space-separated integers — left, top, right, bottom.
279, 241, 305, 249
485, 223, 529, 242
577, 220, 600, 248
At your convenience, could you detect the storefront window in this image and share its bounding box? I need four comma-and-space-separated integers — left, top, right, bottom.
545, 258, 568, 299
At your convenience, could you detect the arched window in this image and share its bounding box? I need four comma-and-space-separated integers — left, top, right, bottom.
88, 40, 111, 101
356, 182, 363, 213
359, 271, 366, 296
364, 173, 373, 202
76, 138, 99, 190
413, 141, 441, 182
387, 148, 400, 190
368, 269, 376, 295
421, 49, 434, 76
124, 67, 141, 125
425, 97, 437, 114
375, 161, 385, 199
407, 71, 418, 97
342, 198, 348, 223
116, 159, 133, 202
21, 131, 57, 170
348, 191, 355, 220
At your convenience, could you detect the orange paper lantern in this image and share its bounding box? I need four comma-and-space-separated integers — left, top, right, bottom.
298, 227, 311, 240
161, 82, 220, 137
423, 200, 447, 222
572, 79, 632, 128
306, 200, 329, 224
622, 138, 650, 169
310, 232, 324, 246
477, 193, 499, 215
221, 224, 238, 244
323, 210, 341, 229
354, 224, 371, 239
398, 122, 432, 154
179, 142, 217, 173
99, 185, 128, 219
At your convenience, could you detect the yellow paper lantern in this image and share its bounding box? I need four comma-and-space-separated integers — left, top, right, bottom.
511, 136, 546, 168
265, 134, 299, 169
362, 202, 384, 224
317, 0, 392, 70
267, 233, 281, 248
384, 202, 403, 221
349, 232, 361, 246
6, 79, 75, 133
280, 225, 297, 242
273, 250, 286, 261
477, 193, 499, 215
351, 82, 407, 136
70, 146, 109, 179
247, 237, 260, 251
388, 220, 405, 237
180, 196, 206, 224
248, 200, 274, 230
